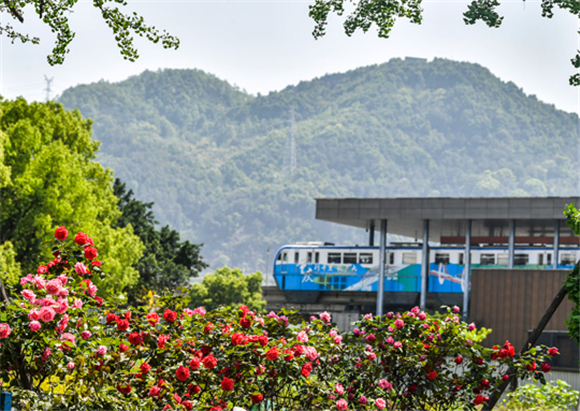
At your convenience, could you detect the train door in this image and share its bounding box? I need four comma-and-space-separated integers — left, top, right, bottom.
281, 251, 288, 274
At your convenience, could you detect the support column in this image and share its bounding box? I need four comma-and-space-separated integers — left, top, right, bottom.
369, 220, 375, 247
377, 219, 387, 316
420, 220, 429, 310
508, 219, 515, 269
463, 219, 472, 320
554, 221, 560, 269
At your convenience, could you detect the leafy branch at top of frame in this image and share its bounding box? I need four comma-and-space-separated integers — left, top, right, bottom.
0, 0, 179, 65
308, 0, 580, 86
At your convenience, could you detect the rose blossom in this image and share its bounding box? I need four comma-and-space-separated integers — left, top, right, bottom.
28, 308, 41, 321
74, 232, 89, 245
20, 274, 33, 286
22, 289, 36, 301
176, 366, 190, 382
193, 307, 206, 316
221, 377, 234, 391
56, 314, 69, 333
334, 336, 343, 344
75, 262, 89, 276
55, 226, 69, 240
46, 279, 63, 296
33, 275, 46, 289
359, 396, 367, 405
452, 305, 461, 313
39, 307, 56, 322
84, 246, 98, 260
378, 379, 392, 390
67, 362, 75, 370
147, 312, 159, 326
163, 309, 177, 323
319, 311, 331, 323
375, 398, 386, 409
81, 331, 92, 340
149, 386, 161, 397
54, 298, 69, 315
394, 319, 405, 329
61, 333, 75, 350
41, 347, 51, 361
304, 346, 319, 361
393, 341, 403, 349
336, 399, 348, 411
29, 321, 41, 332
335, 383, 345, 395
72, 299, 83, 309
468, 322, 476, 331
297, 330, 309, 343
97, 346, 108, 356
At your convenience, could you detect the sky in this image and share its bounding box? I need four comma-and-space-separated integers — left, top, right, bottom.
0, 0, 579, 114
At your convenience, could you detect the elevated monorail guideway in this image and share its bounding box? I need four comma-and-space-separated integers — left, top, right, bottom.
315, 197, 580, 317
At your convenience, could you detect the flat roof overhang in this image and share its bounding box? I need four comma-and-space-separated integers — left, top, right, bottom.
316, 197, 580, 243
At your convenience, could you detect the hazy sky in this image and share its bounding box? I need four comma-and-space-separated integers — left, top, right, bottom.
1, 0, 579, 114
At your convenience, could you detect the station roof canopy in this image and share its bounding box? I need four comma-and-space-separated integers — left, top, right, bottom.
315, 197, 580, 244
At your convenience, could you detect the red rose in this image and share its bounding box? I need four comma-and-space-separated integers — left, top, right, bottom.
526, 361, 537, 371
54, 226, 68, 241
203, 355, 217, 369
251, 394, 263, 404
37, 265, 48, 275
147, 312, 159, 326
548, 347, 559, 356
75, 232, 89, 245
182, 401, 193, 411
258, 335, 269, 347
454, 356, 463, 365
106, 313, 119, 324
176, 366, 190, 382
117, 319, 130, 331
266, 347, 279, 361
409, 384, 418, 392
140, 362, 151, 374
163, 309, 177, 323
189, 356, 201, 370
231, 332, 246, 346
94, 297, 103, 307
474, 357, 484, 365
84, 246, 98, 260
473, 395, 484, 405
221, 377, 234, 391
119, 343, 129, 353
502, 374, 509, 381
204, 322, 214, 333
427, 371, 437, 380
201, 345, 211, 355
116, 384, 132, 394
240, 318, 251, 328
128, 332, 142, 345
480, 379, 490, 388
541, 363, 551, 373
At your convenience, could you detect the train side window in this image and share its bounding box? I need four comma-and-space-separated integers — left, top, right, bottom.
480, 254, 495, 265
328, 253, 341, 264
315, 252, 320, 264
343, 253, 357, 264
277, 253, 282, 262
307, 252, 312, 263
435, 253, 450, 265
282, 253, 287, 262
459, 253, 464, 265
538, 254, 544, 265
295, 252, 299, 264
561, 254, 576, 266
514, 254, 529, 266
359, 253, 373, 264
402, 253, 417, 264
497, 254, 508, 266
547, 253, 552, 265
389, 252, 395, 265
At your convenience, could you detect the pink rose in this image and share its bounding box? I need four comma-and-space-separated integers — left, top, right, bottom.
335, 383, 345, 395
20, 274, 33, 286
193, 307, 206, 316
59, 288, 69, 297
304, 346, 319, 361
297, 331, 309, 343
97, 346, 107, 356
319, 311, 331, 323
394, 319, 405, 329
72, 299, 83, 309
183, 308, 193, 316
28, 309, 41, 321
56, 314, 69, 333
469, 322, 476, 331
375, 398, 386, 409
67, 362, 75, 370
22, 289, 36, 301
329, 329, 338, 338
87, 282, 98, 297
452, 305, 460, 313
386, 336, 394, 345
368, 352, 376, 360
54, 298, 69, 315
41, 347, 51, 361
39, 307, 56, 322
418, 312, 426, 320
57, 274, 68, 285
61, 333, 75, 350
33, 275, 46, 289
46, 279, 62, 296
378, 379, 392, 390
75, 262, 89, 276
80, 331, 91, 340
0, 323, 12, 338
149, 386, 161, 397
393, 341, 402, 349
336, 398, 348, 411
334, 336, 343, 344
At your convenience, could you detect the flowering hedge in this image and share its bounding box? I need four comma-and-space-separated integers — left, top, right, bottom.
0, 228, 558, 411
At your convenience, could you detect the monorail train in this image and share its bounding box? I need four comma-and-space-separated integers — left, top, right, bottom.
273, 243, 580, 293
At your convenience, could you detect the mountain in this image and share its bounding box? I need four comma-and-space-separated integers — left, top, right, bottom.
59, 58, 579, 275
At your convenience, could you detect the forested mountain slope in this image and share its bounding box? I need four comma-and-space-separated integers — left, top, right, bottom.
59, 58, 579, 274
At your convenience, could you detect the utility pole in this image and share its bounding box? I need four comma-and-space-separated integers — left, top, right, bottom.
44, 75, 54, 101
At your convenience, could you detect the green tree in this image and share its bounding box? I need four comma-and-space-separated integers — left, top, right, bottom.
563, 203, 579, 344
113, 178, 207, 297
0, 98, 144, 294
189, 267, 266, 312
308, 0, 580, 85
1, 0, 179, 65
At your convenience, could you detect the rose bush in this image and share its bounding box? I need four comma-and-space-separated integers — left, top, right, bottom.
0, 228, 558, 410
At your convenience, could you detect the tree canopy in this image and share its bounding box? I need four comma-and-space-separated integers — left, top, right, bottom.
308, 0, 580, 86
189, 267, 266, 312
113, 178, 207, 298
0, 98, 144, 294
0, 0, 179, 65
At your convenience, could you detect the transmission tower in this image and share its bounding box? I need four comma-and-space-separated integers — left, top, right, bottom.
44, 76, 54, 101
284, 106, 297, 176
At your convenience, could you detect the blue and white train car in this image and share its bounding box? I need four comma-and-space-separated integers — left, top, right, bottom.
273, 242, 580, 293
